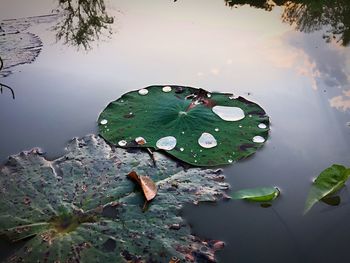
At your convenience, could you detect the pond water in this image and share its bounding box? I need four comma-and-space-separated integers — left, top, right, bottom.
1, 0, 350, 262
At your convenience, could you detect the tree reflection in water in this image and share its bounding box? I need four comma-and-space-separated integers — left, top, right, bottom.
54, 0, 114, 49
225, 0, 350, 46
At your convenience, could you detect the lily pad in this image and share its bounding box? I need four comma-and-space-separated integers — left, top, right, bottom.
0, 135, 228, 262
98, 85, 269, 166
231, 187, 280, 202
304, 164, 350, 214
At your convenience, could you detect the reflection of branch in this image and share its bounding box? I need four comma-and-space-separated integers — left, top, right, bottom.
0, 83, 15, 100
0, 56, 15, 100
54, 0, 114, 50
224, 0, 350, 46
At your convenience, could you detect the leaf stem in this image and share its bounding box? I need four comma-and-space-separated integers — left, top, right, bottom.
146, 148, 156, 166
0, 56, 15, 99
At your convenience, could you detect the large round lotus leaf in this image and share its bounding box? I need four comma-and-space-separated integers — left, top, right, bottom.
98, 85, 270, 166
0, 135, 228, 263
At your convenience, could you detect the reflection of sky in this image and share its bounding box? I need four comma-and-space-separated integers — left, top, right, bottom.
2, 0, 349, 113
272, 30, 350, 111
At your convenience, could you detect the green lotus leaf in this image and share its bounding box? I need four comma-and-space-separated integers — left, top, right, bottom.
0, 135, 228, 263
231, 187, 280, 202
98, 85, 270, 166
304, 164, 350, 214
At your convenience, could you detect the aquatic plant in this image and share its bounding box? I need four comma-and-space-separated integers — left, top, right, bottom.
0, 135, 227, 262
98, 85, 269, 166
304, 164, 350, 214
231, 187, 280, 202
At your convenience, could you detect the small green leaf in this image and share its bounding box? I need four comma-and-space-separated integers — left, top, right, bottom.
304, 164, 350, 214
231, 187, 280, 202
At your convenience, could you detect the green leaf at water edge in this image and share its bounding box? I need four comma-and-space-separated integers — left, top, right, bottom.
0, 135, 228, 263
231, 187, 280, 202
304, 164, 350, 214
98, 85, 270, 166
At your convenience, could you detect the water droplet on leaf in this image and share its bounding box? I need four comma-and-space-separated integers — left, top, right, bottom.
156, 136, 177, 150
138, 89, 148, 95
198, 132, 217, 149
212, 106, 245, 121
100, 119, 108, 125
215, 128, 219, 132
258, 123, 267, 129
162, 86, 172, 92
180, 147, 184, 152
253, 136, 265, 143
118, 140, 127, 147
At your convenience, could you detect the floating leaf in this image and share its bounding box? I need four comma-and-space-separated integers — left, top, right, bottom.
98, 85, 269, 166
0, 135, 228, 262
127, 171, 157, 202
231, 187, 280, 202
304, 164, 350, 214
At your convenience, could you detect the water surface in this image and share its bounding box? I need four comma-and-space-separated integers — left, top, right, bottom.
0, 1, 350, 262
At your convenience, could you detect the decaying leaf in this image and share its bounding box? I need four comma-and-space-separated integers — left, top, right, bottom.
304, 164, 350, 214
127, 171, 157, 202
98, 85, 270, 166
0, 135, 228, 262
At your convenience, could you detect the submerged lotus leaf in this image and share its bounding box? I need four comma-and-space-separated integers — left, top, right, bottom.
0, 135, 228, 262
304, 164, 350, 214
98, 85, 270, 166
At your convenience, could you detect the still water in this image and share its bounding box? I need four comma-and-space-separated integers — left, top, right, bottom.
0, 0, 350, 262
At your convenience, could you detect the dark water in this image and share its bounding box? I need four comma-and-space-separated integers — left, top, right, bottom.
1, 0, 350, 262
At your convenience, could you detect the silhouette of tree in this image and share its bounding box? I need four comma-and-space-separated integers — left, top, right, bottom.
54, 0, 114, 49
225, 0, 350, 46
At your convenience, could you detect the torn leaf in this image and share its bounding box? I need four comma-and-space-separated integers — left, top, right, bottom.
0, 135, 228, 262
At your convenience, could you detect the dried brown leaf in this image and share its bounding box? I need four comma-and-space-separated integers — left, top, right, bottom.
127, 171, 157, 201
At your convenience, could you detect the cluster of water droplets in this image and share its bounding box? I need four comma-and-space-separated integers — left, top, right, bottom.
102, 89, 269, 165
138, 86, 173, 96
